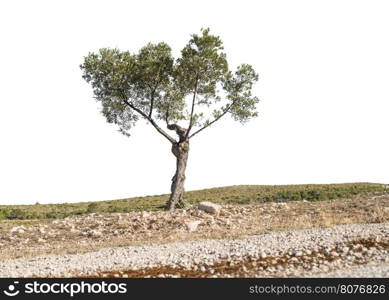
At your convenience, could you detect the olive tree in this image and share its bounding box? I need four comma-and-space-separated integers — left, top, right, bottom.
80, 28, 259, 210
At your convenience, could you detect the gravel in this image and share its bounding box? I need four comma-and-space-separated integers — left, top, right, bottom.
317, 263, 389, 278
0, 223, 387, 277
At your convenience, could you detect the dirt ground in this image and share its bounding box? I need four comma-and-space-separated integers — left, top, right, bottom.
0, 195, 388, 261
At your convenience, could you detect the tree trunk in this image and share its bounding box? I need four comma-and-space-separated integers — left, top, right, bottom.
166, 141, 189, 210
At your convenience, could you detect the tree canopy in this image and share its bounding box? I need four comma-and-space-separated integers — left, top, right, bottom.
80, 28, 259, 143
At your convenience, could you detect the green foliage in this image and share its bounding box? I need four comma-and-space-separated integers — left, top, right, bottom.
80, 28, 259, 139
0, 183, 386, 220
224, 64, 260, 122
2, 209, 28, 219
86, 202, 99, 213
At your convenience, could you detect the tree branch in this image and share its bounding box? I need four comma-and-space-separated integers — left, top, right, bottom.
148, 89, 155, 118
148, 78, 162, 118
189, 79, 248, 139
189, 101, 235, 139
185, 76, 199, 140
119, 91, 176, 144
165, 104, 170, 126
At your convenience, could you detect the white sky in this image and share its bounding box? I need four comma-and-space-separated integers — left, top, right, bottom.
0, 0, 388, 205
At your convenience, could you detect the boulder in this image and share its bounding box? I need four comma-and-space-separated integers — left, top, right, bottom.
197, 201, 221, 215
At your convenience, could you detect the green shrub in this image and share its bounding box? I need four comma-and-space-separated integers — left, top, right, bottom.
0, 209, 7, 220
5, 208, 28, 219
44, 211, 61, 219
87, 203, 99, 213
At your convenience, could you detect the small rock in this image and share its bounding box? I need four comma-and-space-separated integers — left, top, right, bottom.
141, 212, 150, 218
197, 202, 221, 215
192, 208, 202, 217
276, 265, 284, 271
185, 220, 202, 233
293, 251, 303, 257
89, 230, 103, 237
331, 251, 339, 257
10, 226, 25, 234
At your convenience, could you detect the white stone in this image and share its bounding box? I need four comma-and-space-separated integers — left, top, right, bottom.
197, 201, 221, 215
185, 220, 202, 232
294, 251, 303, 257
331, 251, 339, 257
10, 226, 25, 234
141, 211, 150, 218
89, 230, 103, 237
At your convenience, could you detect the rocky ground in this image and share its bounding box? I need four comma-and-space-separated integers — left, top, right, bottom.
0, 223, 387, 277
1, 195, 388, 260
0, 195, 388, 277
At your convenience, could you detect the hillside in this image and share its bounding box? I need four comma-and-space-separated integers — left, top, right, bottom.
0, 183, 387, 220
